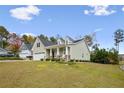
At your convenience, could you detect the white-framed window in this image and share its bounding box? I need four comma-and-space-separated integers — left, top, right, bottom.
37, 43, 40, 47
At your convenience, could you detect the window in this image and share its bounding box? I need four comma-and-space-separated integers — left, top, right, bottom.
37, 43, 40, 47
65, 40, 68, 44
82, 53, 84, 58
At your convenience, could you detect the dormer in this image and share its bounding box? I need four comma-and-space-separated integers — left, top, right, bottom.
65, 36, 74, 44
57, 38, 65, 45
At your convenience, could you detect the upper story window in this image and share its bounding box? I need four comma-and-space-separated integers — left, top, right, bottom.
65, 40, 68, 44
37, 43, 40, 47
58, 41, 60, 45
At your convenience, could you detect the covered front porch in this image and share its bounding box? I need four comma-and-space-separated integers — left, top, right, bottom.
46, 45, 70, 61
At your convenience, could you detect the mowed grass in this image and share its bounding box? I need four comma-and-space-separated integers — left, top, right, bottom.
0, 61, 124, 88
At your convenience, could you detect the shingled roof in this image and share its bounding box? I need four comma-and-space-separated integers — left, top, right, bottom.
25, 43, 33, 50
38, 36, 57, 47
73, 38, 84, 43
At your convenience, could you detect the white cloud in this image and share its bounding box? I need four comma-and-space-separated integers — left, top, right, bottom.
122, 6, 124, 11
20, 33, 36, 36
10, 5, 40, 21
84, 10, 89, 15
84, 5, 116, 16
94, 28, 103, 32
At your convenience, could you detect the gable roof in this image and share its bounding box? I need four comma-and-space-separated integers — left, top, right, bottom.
73, 38, 84, 43
65, 36, 74, 42
20, 42, 33, 50
25, 43, 33, 50
38, 36, 56, 47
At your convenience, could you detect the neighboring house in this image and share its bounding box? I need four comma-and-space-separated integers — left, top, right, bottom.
0, 47, 8, 55
32, 36, 90, 61
19, 43, 33, 59
119, 54, 124, 61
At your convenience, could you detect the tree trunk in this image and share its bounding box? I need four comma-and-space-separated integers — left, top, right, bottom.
118, 43, 119, 54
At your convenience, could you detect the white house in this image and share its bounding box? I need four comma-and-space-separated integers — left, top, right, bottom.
31, 36, 90, 61
0, 47, 8, 55
19, 43, 33, 59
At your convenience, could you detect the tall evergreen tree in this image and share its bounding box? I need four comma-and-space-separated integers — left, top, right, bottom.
114, 29, 124, 53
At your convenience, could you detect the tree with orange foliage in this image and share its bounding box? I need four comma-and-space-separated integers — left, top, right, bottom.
8, 33, 22, 56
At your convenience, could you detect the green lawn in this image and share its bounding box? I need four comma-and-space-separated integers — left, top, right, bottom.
0, 61, 124, 88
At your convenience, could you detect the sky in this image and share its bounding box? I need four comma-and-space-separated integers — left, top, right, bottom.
0, 5, 124, 53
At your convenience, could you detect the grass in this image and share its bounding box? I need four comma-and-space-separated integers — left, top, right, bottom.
0, 61, 124, 88
0, 57, 22, 60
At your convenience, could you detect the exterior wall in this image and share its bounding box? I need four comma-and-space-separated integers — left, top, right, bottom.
0, 51, 8, 55
31, 37, 90, 61
32, 37, 46, 60
19, 50, 32, 59
69, 40, 90, 61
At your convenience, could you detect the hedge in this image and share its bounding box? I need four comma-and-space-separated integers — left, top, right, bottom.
0, 57, 23, 60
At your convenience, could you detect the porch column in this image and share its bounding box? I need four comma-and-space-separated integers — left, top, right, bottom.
65, 46, 68, 61
50, 49, 52, 58
57, 47, 60, 58
65, 47, 68, 55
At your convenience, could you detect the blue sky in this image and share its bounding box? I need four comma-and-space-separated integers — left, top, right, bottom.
0, 5, 124, 53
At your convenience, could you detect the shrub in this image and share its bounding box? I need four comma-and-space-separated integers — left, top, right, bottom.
51, 58, 60, 62
108, 48, 119, 64
70, 59, 74, 62
46, 58, 50, 61
91, 48, 119, 64
40, 59, 44, 61
68, 61, 76, 65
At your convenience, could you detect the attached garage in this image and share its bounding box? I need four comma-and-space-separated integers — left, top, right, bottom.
33, 52, 45, 60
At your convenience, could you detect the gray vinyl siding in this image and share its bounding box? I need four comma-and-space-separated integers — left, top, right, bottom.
70, 40, 90, 61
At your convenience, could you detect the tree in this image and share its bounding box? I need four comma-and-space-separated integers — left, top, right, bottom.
108, 48, 119, 64
91, 47, 119, 64
8, 33, 22, 56
0, 26, 9, 39
114, 29, 124, 53
84, 35, 93, 46
22, 35, 35, 44
39, 34, 48, 41
27, 35, 35, 43
92, 43, 100, 50
0, 26, 9, 48
22, 35, 28, 43
50, 36, 57, 43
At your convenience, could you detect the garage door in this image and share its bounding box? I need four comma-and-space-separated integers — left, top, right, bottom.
33, 52, 45, 60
